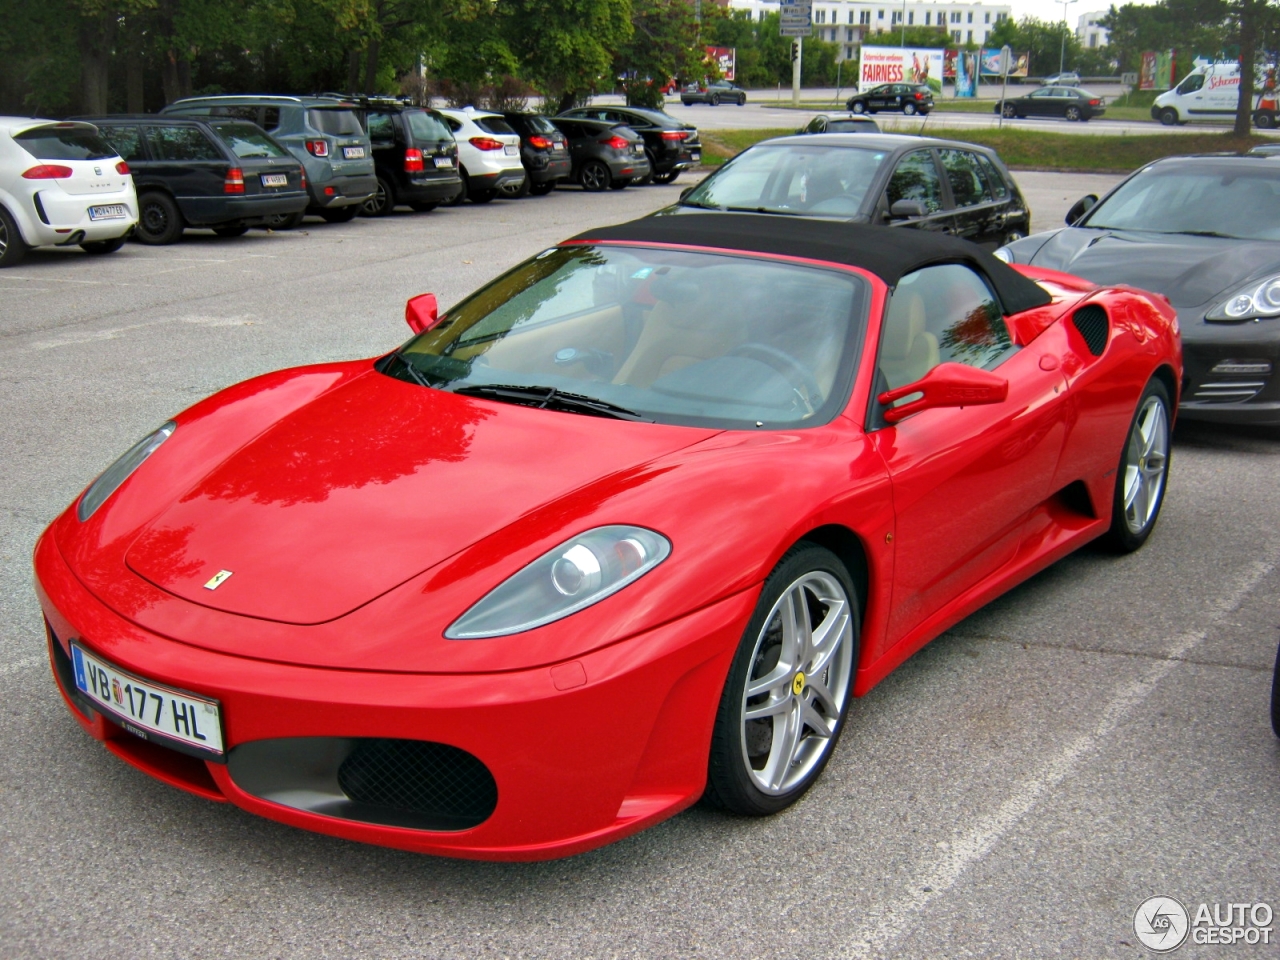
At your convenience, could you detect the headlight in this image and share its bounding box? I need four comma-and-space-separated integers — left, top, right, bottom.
992, 246, 1013, 263
77, 422, 176, 522
445, 525, 671, 639
1207, 274, 1280, 321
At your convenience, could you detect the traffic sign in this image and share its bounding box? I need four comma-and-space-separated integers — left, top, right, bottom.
780, 25, 814, 36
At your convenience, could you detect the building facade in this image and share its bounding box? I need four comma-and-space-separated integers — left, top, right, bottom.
1075, 11, 1109, 49
728, 0, 1013, 61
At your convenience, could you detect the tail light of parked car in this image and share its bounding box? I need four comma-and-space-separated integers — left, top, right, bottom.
224, 168, 245, 194
600, 135, 630, 151
404, 148, 424, 172
914, 92, 925, 100
660, 130, 686, 141
469, 137, 506, 151
1089, 99, 1102, 106
21, 165, 73, 179
300, 170, 307, 189
305, 139, 329, 157
115, 161, 130, 175
527, 135, 552, 149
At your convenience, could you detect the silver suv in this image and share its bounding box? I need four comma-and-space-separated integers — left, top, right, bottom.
161, 95, 376, 225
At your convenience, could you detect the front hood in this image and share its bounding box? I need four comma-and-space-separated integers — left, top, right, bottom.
123, 370, 715, 625
1018, 228, 1280, 309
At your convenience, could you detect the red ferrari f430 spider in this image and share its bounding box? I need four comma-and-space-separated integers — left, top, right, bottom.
36, 215, 1181, 860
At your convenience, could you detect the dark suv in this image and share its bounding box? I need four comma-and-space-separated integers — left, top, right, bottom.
557, 106, 700, 184
549, 118, 650, 191
320, 97, 460, 216
79, 115, 307, 244
499, 113, 572, 195
161, 95, 375, 225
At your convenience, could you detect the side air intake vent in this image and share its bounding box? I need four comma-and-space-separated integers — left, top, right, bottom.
1072, 304, 1109, 356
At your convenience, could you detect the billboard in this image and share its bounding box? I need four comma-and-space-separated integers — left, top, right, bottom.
979, 48, 1028, 77
859, 46, 944, 94
1140, 50, 1175, 90
705, 46, 736, 81
953, 50, 980, 97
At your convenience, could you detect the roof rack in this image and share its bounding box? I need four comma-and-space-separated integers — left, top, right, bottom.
171, 94, 305, 104
314, 93, 413, 106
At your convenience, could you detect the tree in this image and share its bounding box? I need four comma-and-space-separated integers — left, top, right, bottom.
614, 0, 701, 107
499, 0, 633, 112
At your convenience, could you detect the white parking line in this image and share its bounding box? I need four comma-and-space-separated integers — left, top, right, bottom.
841, 554, 1277, 959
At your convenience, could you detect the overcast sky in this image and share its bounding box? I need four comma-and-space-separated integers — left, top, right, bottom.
1005, 0, 1151, 27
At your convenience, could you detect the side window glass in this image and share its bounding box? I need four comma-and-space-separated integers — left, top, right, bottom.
938, 148, 992, 207
367, 112, 395, 142
975, 153, 1009, 199
143, 125, 222, 161
1178, 73, 1205, 94
100, 126, 144, 162
886, 150, 943, 214
211, 105, 258, 122
260, 107, 280, 130
881, 264, 1014, 391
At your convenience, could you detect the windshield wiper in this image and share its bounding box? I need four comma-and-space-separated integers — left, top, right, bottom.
451, 384, 652, 422
679, 198, 724, 210
393, 351, 431, 388
1172, 229, 1237, 239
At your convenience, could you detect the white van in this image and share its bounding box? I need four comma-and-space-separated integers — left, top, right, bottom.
1152, 62, 1279, 127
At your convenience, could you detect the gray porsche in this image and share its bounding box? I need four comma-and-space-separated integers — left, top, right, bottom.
997, 154, 1280, 425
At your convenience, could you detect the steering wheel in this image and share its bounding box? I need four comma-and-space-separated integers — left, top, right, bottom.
727, 343, 823, 414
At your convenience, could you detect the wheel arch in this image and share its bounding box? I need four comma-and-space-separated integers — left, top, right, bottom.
1151, 362, 1179, 409
794, 524, 869, 626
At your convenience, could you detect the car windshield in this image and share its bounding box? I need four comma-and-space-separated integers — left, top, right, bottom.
307, 108, 363, 136
385, 245, 867, 429
1084, 163, 1280, 240
212, 123, 288, 158
475, 116, 517, 135
16, 126, 117, 161
681, 143, 887, 217
408, 110, 452, 141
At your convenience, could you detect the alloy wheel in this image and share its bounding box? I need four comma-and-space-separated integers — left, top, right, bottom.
580, 162, 609, 191
739, 571, 854, 796
903, 102, 917, 115
1066, 106, 1082, 121
1122, 395, 1169, 535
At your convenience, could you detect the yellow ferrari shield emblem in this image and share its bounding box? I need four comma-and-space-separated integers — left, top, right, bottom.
792, 672, 806, 696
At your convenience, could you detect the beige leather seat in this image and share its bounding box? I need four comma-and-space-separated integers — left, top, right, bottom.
880, 289, 939, 388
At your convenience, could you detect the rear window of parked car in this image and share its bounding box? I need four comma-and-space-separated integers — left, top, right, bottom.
15, 126, 117, 161
519, 115, 561, 136
474, 117, 517, 136
306, 109, 363, 136
408, 111, 453, 141
144, 125, 223, 161
211, 123, 288, 159
98, 126, 145, 162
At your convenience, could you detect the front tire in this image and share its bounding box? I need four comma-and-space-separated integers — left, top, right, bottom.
651, 169, 680, 184
408, 201, 439, 212
0, 206, 28, 267
135, 191, 184, 245
263, 211, 305, 230
1102, 377, 1172, 553
850, 100, 866, 114
1065, 105, 1082, 122
579, 160, 611, 192
212, 225, 249, 237
528, 181, 556, 196
1002, 103, 1018, 119
609, 178, 631, 190
1159, 107, 1179, 126
705, 543, 859, 816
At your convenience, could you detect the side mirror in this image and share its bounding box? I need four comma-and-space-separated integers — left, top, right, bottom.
1065, 194, 1098, 226
405, 292, 438, 334
877, 362, 1009, 424
889, 199, 927, 220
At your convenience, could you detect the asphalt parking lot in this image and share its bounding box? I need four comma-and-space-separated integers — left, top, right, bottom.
1, 172, 1277, 959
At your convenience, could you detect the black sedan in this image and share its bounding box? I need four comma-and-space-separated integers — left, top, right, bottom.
547, 118, 650, 191
998, 154, 1280, 425
661, 133, 1029, 250
797, 113, 881, 134
680, 81, 748, 106
995, 87, 1105, 122
499, 112, 572, 195
558, 105, 700, 184
846, 84, 934, 116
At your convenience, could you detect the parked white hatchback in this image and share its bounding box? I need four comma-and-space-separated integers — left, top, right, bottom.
0, 118, 137, 267
436, 107, 525, 203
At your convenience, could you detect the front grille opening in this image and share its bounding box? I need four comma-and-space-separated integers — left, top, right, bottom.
338, 739, 497, 826
1072, 304, 1109, 357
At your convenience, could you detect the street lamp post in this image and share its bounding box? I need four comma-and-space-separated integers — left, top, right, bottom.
1058, 0, 1078, 76
900, 0, 907, 47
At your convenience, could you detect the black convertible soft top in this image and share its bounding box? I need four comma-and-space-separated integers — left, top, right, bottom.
568, 213, 1052, 315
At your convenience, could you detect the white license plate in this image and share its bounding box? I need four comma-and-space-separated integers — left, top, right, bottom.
260, 173, 288, 187
342, 146, 366, 159
434, 156, 454, 169
71, 642, 224, 758
690, 151, 701, 162
88, 204, 127, 221
552, 142, 565, 152
504, 144, 519, 155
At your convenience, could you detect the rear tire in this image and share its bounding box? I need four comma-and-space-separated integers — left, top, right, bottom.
263, 211, 305, 230
609, 178, 631, 190
1101, 377, 1172, 553
360, 176, 396, 216
408, 201, 439, 212
212, 225, 249, 238
1271, 641, 1280, 738
528, 181, 556, 196
903, 102, 917, 116
135, 191, 184, 245
468, 187, 497, 204
0, 206, 28, 267
704, 543, 859, 816
80, 236, 126, 255
1255, 111, 1276, 129
320, 205, 359, 223
579, 160, 611, 192
652, 170, 680, 184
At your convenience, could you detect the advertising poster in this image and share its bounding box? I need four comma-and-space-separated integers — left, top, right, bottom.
704, 46, 736, 81
859, 46, 944, 94
954, 50, 979, 97
1140, 51, 1174, 90
978, 49, 1028, 76
944, 49, 957, 79
1140, 51, 1156, 89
